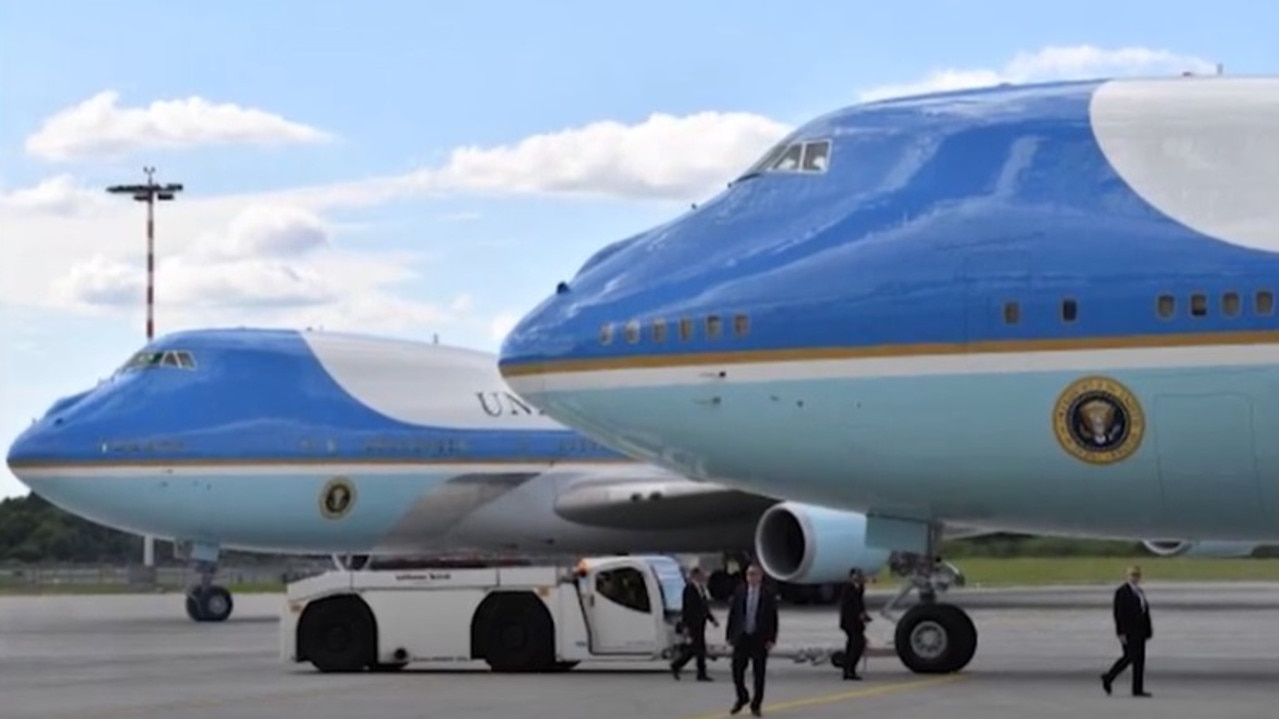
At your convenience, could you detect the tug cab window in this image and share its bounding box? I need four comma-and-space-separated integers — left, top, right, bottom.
595, 567, 651, 613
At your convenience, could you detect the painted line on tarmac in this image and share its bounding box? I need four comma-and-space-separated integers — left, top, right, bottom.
675, 674, 963, 718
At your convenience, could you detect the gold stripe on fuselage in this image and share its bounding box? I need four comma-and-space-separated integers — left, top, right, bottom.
499, 329, 1279, 377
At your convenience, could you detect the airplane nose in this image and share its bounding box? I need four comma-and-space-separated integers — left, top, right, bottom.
498, 291, 580, 396
6, 423, 50, 490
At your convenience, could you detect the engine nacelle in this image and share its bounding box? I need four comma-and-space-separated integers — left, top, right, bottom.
1141, 539, 1261, 558
754, 502, 892, 584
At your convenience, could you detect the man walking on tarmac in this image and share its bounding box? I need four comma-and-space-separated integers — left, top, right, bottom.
838, 568, 871, 680
672, 566, 718, 681
726, 564, 778, 717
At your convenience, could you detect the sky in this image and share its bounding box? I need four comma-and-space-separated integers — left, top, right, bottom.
1, 0, 1277, 498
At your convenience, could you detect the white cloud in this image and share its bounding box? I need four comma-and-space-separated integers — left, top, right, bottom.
42, 204, 467, 336
490, 311, 520, 343
25, 90, 332, 162
407, 111, 793, 202
857, 45, 1219, 101
0, 175, 109, 216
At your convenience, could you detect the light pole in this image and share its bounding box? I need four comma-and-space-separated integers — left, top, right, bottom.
107, 167, 184, 569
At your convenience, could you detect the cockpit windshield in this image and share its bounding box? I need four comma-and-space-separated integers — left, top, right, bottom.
116, 349, 197, 374
735, 137, 833, 182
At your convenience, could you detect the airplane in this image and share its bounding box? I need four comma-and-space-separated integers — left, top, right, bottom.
496, 75, 1279, 675
5, 326, 969, 622
1, 327, 1253, 626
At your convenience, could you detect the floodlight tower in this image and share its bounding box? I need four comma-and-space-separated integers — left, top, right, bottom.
106, 167, 184, 569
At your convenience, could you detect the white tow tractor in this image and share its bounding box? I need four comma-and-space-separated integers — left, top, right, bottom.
281, 554, 878, 674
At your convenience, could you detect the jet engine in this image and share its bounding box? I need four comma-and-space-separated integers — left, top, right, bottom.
1141, 539, 1261, 558
754, 501, 892, 584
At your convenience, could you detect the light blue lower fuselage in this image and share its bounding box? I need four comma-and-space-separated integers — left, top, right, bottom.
531, 366, 1279, 540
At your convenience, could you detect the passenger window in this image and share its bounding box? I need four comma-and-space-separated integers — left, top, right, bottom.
733, 313, 750, 336
1222, 292, 1240, 317
1256, 290, 1274, 316
770, 144, 803, 172
600, 323, 614, 345
705, 315, 722, 339
800, 141, 831, 172
1190, 293, 1208, 317
594, 567, 651, 613
1061, 298, 1077, 323
624, 321, 640, 344
1003, 302, 1020, 325
1156, 295, 1175, 318
679, 318, 693, 341
651, 319, 667, 343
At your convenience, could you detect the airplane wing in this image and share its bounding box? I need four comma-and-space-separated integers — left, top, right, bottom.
553, 475, 778, 531
552, 473, 1000, 540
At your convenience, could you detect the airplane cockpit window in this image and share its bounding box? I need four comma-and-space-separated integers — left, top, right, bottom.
735, 138, 833, 182
116, 349, 197, 374
801, 140, 831, 171
595, 567, 652, 613
771, 143, 804, 171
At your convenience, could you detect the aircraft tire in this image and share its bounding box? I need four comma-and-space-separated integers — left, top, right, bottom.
893, 603, 977, 674
479, 593, 555, 673
185, 585, 233, 622
830, 650, 847, 670
298, 596, 375, 673
708, 570, 733, 602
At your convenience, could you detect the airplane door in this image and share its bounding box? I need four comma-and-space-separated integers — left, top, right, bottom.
584, 565, 660, 655
1154, 393, 1268, 534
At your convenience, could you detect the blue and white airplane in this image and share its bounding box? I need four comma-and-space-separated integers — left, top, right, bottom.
4, 328, 1240, 629
5, 327, 927, 622
497, 75, 1279, 674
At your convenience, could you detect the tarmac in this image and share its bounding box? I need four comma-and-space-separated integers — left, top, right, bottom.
1, 582, 1278, 719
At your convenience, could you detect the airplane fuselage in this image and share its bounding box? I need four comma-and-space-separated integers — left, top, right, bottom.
5, 330, 762, 557
499, 76, 1279, 543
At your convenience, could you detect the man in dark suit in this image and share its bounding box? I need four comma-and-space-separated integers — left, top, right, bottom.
838, 568, 870, 680
1101, 564, 1153, 697
671, 566, 718, 681
725, 564, 778, 717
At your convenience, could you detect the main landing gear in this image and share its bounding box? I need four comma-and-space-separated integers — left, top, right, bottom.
879, 527, 977, 674
185, 559, 234, 623
177, 541, 234, 623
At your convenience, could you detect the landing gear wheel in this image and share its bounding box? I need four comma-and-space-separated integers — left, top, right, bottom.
893, 603, 976, 674
708, 570, 734, 602
299, 599, 374, 673
185, 585, 233, 622
481, 597, 555, 673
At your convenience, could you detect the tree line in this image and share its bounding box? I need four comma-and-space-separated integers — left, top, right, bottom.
0, 491, 1246, 565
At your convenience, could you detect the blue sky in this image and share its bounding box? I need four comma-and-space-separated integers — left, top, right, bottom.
2, 0, 1276, 498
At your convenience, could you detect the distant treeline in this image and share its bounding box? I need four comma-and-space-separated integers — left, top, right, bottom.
0, 493, 293, 565
0, 492, 1265, 564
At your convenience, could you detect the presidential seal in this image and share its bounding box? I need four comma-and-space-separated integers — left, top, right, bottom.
1052, 376, 1145, 465
319, 477, 356, 519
